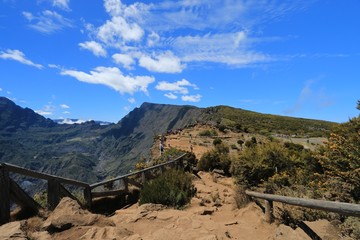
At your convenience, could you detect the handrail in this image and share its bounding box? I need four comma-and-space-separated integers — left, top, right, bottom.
246, 190, 360, 218
2, 163, 89, 188
90, 153, 187, 189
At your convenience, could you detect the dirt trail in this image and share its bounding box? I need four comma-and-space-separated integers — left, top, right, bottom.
0, 171, 341, 239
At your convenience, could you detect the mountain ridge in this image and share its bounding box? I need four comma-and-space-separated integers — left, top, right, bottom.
0, 97, 336, 193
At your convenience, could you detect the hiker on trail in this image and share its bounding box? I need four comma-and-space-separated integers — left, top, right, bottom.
160, 142, 164, 155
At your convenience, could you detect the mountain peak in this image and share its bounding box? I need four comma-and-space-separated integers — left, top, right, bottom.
0, 97, 55, 131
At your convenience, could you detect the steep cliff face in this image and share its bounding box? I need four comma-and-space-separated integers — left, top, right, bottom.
96, 102, 204, 176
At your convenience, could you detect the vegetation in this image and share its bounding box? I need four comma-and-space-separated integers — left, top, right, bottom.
205, 105, 336, 137
228, 100, 360, 238
139, 169, 195, 208
197, 143, 232, 174
198, 129, 218, 137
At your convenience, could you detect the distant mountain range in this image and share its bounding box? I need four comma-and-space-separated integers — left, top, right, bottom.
53, 118, 113, 126
0, 97, 336, 192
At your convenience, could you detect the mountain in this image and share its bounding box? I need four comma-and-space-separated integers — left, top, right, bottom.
0, 97, 55, 132
0, 97, 336, 193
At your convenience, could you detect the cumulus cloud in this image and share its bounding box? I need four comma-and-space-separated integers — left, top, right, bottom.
22, 10, 73, 34
60, 66, 154, 95
164, 93, 178, 99
97, 16, 144, 45
182, 94, 202, 102
155, 79, 198, 94
139, 51, 185, 73
112, 53, 135, 69
0, 49, 43, 69
79, 41, 107, 57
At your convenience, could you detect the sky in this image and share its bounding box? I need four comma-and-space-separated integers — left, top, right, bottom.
0, 0, 359, 124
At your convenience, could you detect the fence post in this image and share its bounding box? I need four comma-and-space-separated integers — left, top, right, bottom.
141, 172, 146, 184
0, 166, 10, 225
83, 186, 92, 210
264, 200, 273, 223
47, 179, 61, 210
122, 178, 128, 192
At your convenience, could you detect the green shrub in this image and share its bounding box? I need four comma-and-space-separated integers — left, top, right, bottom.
213, 138, 222, 146
139, 169, 195, 208
198, 129, 218, 137
197, 143, 231, 174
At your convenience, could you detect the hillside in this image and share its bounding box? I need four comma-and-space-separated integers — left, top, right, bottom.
0, 97, 336, 193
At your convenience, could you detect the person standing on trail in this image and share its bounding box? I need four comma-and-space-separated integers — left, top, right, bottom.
160, 142, 164, 155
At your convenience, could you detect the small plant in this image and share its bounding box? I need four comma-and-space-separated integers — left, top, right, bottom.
139, 169, 196, 208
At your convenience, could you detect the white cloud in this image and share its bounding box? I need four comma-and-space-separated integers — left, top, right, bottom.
79, 41, 107, 57
22, 10, 73, 34
63, 111, 70, 114
35, 102, 55, 116
172, 31, 272, 66
52, 0, 70, 11
128, 97, 136, 103
155, 79, 197, 94
58, 118, 86, 124
97, 16, 144, 45
61, 66, 154, 95
60, 104, 70, 109
0, 49, 43, 69
112, 53, 135, 69
182, 94, 202, 102
35, 110, 53, 116
139, 51, 185, 73
147, 31, 160, 47
0, 88, 2, 91
104, 0, 123, 16
164, 93, 177, 99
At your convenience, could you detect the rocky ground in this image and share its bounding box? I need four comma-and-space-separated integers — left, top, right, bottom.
0, 171, 343, 240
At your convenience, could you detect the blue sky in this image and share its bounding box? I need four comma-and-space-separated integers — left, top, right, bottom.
1, 0, 359, 123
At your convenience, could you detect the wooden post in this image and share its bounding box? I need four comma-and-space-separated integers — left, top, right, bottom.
122, 178, 128, 192
83, 187, 92, 210
141, 172, 146, 185
264, 200, 273, 223
159, 166, 164, 174
47, 179, 61, 210
0, 166, 10, 225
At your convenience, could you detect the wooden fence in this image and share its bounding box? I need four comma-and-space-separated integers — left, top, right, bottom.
0, 153, 187, 225
245, 190, 360, 223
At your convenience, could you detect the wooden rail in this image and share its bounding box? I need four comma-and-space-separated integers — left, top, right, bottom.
0, 153, 188, 225
245, 190, 360, 223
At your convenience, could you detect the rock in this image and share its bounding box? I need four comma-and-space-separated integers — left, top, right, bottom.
43, 197, 114, 232
0, 221, 26, 240
28, 231, 52, 240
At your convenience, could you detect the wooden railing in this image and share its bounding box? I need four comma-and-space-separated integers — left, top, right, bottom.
0, 153, 187, 225
245, 190, 360, 223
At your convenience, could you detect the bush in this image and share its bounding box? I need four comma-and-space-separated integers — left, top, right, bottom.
197, 143, 231, 174
198, 129, 218, 137
213, 138, 222, 146
139, 169, 195, 208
